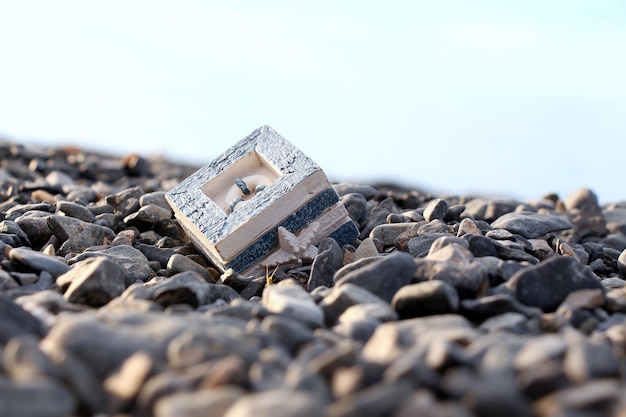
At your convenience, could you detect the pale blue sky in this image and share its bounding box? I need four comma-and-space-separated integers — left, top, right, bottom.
1, 1, 625, 203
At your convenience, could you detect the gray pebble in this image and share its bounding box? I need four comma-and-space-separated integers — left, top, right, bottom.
56, 201, 94, 222
507, 256, 604, 311
335, 252, 416, 303
263, 279, 324, 328
9, 247, 69, 278
392, 280, 459, 318
491, 211, 573, 239
58, 257, 125, 307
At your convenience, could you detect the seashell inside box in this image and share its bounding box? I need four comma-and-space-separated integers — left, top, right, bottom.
165, 125, 359, 276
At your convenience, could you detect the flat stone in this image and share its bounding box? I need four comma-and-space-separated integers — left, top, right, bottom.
3, 334, 62, 380
160, 273, 239, 307
457, 217, 482, 237
423, 198, 448, 222
104, 352, 154, 412
9, 247, 70, 278
414, 244, 487, 298
340, 193, 368, 224
461, 293, 542, 321
514, 334, 568, 371
263, 279, 324, 328
338, 302, 397, 323
124, 204, 172, 228
307, 237, 343, 291
15, 215, 53, 247
166, 254, 214, 283
324, 381, 414, 417
534, 379, 621, 417
335, 252, 416, 303
391, 280, 459, 318
507, 256, 604, 311
0, 378, 77, 417
564, 188, 607, 238
58, 257, 125, 307
70, 245, 155, 285
46, 215, 115, 256
407, 233, 449, 257
491, 211, 573, 239
56, 201, 95, 223
261, 315, 315, 353
0, 295, 47, 343
224, 388, 324, 417
320, 283, 390, 326
155, 386, 244, 417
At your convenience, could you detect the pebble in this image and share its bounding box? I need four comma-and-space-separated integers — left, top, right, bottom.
3, 140, 626, 415
491, 211, 573, 239
391, 280, 459, 318
9, 247, 70, 278
57, 256, 125, 307
307, 237, 343, 291
335, 252, 416, 303
46, 215, 115, 256
263, 279, 324, 328
507, 256, 605, 311
70, 244, 155, 285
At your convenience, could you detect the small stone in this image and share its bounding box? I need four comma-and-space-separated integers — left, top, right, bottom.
320, 283, 390, 326
457, 217, 482, 237
514, 334, 568, 371
224, 388, 324, 417
15, 215, 53, 247
324, 381, 414, 417
70, 244, 155, 285
353, 237, 379, 260
0, 378, 77, 417
0, 295, 47, 343
414, 244, 487, 298
139, 191, 169, 209
155, 386, 244, 417
370, 223, 416, 248
466, 235, 498, 257
423, 198, 448, 222
340, 193, 368, 223
507, 256, 605, 311
533, 380, 621, 417
391, 280, 459, 318
56, 201, 95, 222
618, 248, 626, 277
263, 279, 324, 327
3, 334, 61, 380
9, 247, 70, 278
406, 233, 449, 257
58, 256, 125, 307
564, 188, 607, 238
124, 204, 172, 228
104, 352, 153, 412
338, 302, 397, 323
491, 211, 573, 239
167, 253, 214, 283
461, 293, 541, 321
261, 315, 315, 353
333, 183, 377, 199
46, 215, 115, 256
307, 237, 343, 292
334, 252, 416, 303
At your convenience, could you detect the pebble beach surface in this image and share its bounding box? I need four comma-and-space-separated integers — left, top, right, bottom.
3, 140, 626, 417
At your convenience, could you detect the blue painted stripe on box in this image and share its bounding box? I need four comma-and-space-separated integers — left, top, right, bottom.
328, 221, 359, 247
226, 188, 340, 273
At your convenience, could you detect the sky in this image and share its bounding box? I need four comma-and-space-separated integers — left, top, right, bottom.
1, 1, 625, 203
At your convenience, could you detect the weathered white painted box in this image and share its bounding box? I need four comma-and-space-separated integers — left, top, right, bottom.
165, 126, 359, 276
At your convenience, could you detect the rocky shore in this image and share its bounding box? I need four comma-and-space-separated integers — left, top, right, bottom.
2, 140, 626, 416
